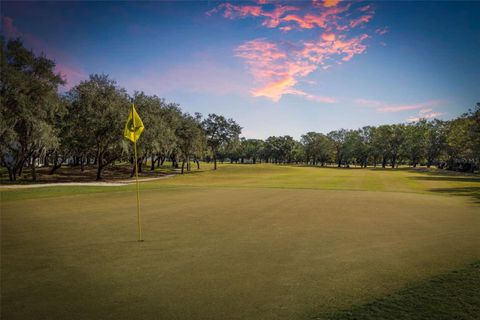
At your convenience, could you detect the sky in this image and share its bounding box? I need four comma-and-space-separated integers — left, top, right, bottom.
2, 1, 479, 139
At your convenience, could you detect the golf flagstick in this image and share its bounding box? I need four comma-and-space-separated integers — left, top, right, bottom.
124, 103, 145, 242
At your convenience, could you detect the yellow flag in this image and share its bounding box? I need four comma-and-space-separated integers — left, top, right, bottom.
124, 104, 144, 143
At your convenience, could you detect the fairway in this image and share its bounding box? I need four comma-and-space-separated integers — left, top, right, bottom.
1, 165, 480, 319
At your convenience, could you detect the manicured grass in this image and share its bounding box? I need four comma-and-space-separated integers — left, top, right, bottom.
2, 163, 480, 202
1, 164, 479, 319
161, 163, 480, 196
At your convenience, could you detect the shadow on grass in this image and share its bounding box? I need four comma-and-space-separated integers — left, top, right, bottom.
317, 261, 480, 320
428, 187, 480, 204
407, 167, 479, 177
410, 176, 480, 183
404, 169, 480, 203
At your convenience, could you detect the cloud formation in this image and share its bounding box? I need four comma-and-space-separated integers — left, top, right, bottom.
407, 109, 446, 122
355, 98, 445, 115
209, 1, 380, 102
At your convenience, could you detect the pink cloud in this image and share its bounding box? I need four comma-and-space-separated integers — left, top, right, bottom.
1, 16, 86, 89
323, 0, 341, 8
349, 14, 373, 28
236, 33, 369, 102
206, 3, 299, 28
261, 5, 301, 28
209, 1, 378, 102
301, 33, 369, 63
236, 39, 318, 102
281, 4, 351, 31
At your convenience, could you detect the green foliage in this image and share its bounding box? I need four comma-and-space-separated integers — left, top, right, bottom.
65, 74, 129, 179
175, 113, 205, 173
301, 132, 333, 166
0, 38, 64, 181
202, 113, 242, 169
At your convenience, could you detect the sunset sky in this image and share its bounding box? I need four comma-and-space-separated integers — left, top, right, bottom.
2, 1, 479, 138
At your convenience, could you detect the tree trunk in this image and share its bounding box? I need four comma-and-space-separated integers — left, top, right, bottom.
43, 153, 49, 167
96, 152, 104, 180
196, 160, 200, 169
31, 154, 37, 182
49, 163, 62, 175
96, 165, 103, 180
80, 154, 85, 172
7, 166, 16, 181
151, 155, 155, 171
181, 160, 185, 174
18, 159, 25, 177
214, 154, 217, 170
49, 152, 62, 175
131, 159, 136, 177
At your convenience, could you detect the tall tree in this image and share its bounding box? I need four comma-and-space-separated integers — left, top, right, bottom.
202, 114, 241, 170
66, 74, 129, 180
176, 113, 204, 174
242, 139, 264, 164
0, 38, 64, 181
403, 121, 427, 167
372, 125, 392, 168
301, 132, 333, 166
388, 124, 406, 168
327, 129, 349, 167
425, 119, 447, 168
130, 92, 178, 174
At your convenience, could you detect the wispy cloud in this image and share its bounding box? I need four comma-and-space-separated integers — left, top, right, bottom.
407, 109, 446, 122
1, 15, 86, 89
209, 1, 378, 102
355, 98, 445, 113
375, 26, 389, 35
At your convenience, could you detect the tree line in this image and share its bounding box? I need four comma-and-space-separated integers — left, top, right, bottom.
222, 115, 479, 173
1, 38, 479, 182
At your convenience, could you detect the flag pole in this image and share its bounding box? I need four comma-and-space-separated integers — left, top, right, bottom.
133, 105, 143, 242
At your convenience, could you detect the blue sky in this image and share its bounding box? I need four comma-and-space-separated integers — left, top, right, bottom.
2, 1, 479, 139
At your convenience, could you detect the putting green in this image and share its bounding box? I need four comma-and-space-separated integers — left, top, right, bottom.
2, 168, 479, 320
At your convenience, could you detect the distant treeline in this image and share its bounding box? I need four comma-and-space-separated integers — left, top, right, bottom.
1, 38, 479, 181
